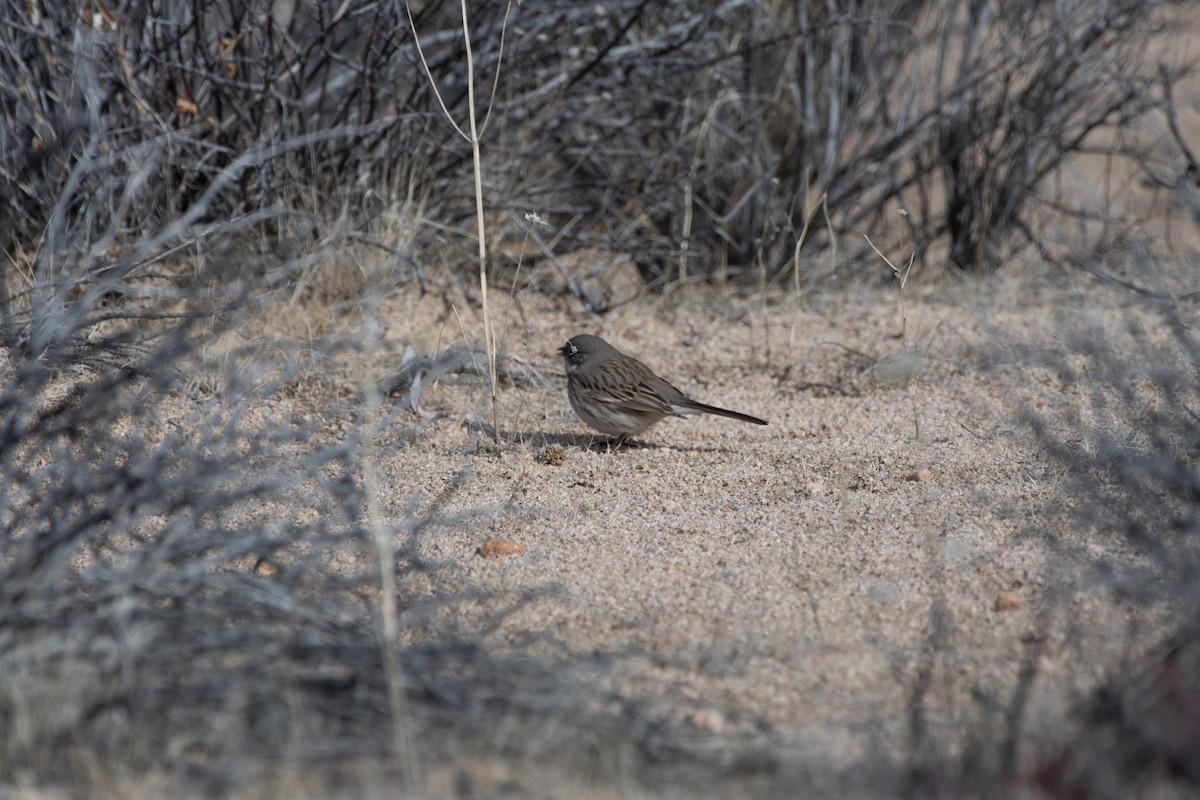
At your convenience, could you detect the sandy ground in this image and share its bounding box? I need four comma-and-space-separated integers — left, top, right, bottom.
258, 264, 1169, 796
7, 257, 1185, 799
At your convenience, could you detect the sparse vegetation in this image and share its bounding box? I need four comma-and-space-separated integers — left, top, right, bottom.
2, 0, 1199, 797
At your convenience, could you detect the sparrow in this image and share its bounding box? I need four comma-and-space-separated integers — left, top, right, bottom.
560, 334, 767, 448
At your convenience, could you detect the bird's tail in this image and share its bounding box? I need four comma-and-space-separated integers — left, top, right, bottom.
677, 400, 767, 426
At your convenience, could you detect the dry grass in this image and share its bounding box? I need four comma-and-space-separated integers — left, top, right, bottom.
3, 2, 1200, 797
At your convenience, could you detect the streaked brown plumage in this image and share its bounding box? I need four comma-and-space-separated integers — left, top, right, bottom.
560, 334, 767, 448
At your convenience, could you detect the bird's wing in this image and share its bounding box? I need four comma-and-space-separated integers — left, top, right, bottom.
578, 363, 678, 415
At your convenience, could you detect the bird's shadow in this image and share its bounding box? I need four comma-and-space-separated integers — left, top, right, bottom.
500, 429, 732, 454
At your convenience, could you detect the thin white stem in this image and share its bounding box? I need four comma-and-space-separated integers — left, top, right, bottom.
459, 0, 499, 441
403, 1, 468, 141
